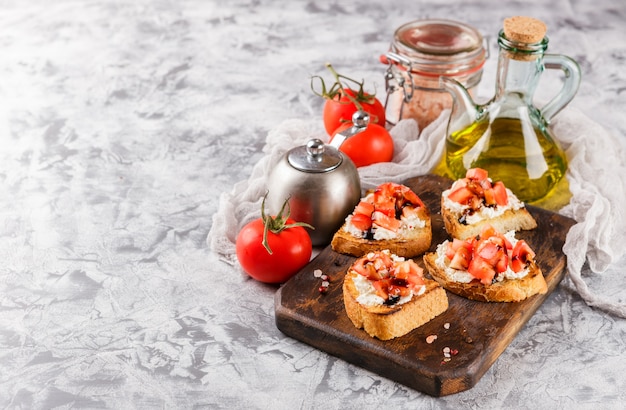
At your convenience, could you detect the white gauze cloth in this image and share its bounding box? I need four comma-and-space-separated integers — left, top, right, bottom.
207, 108, 626, 318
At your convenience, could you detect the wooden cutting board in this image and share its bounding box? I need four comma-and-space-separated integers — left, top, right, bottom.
274, 174, 575, 397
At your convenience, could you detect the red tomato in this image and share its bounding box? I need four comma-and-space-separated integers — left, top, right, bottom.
372, 196, 396, 218
468, 257, 496, 285
492, 181, 509, 206
354, 201, 375, 217
353, 258, 385, 280
466, 167, 489, 181
483, 187, 497, 205
236, 216, 312, 284
323, 88, 386, 135
330, 122, 394, 167
406, 272, 425, 291
495, 253, 509, 273
399, 187, 426, 209
350, 213, 372, 231
372, 211, 401, 231
447, 186, 476, 204
510, 240, 535, 273
446, 237, 472, 260
479, 223, 498, 240
372, 279, 390, 299
449, 246, 472, 271
476, 241, 500, 265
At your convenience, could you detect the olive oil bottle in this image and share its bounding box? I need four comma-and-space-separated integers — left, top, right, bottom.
445, 117, 568, 203
438, 17, 580, 205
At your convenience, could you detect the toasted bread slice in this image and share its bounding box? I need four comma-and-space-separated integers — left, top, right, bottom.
331, 182, 432, 258
332, 206, 432, 258
442, 195, 537, 240
342, 250, 448, 340
422, 250, 547, 303
343, 272, 448, 340
441, 168, 537, 240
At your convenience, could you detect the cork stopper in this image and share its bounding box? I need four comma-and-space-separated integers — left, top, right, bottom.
503, 16, 546, 44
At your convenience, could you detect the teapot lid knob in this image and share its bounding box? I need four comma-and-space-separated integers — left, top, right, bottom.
306, 138, 325, 158
287, 138, 343, 173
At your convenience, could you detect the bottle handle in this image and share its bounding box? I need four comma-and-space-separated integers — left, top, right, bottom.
541, 54, 581, 123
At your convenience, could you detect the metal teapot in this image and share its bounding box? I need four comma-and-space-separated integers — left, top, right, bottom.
266, 113, 367, 246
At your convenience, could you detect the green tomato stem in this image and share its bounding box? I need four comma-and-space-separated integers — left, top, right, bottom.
310, 62, 378, 113
260, 193, 314, 254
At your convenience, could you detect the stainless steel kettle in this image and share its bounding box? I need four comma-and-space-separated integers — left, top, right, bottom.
266, 114, 366, 246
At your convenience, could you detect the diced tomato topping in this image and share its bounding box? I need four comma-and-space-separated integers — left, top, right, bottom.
512, 240, 535, 262
372, 211, 401, 231
449, 246, 471, 271
373, 251, 394, 267
510, 258, 525, 273
510, 240, 535, 273
495, 253, 509, 273
350, 213, 372, 231
492, 181, 508, 206
483, 187, 496, 206
372, 279, 390, 299
394, 260, 410, 279
479, 178, 493, 191
468, 257, 496, 285
444, 223, 537, 281
399, 186, 425, 208
372, 194, 396, 217
354, 201, 375, 217
466, 167, 489, 181
449, 178, 468, 192
445, 242, 456, 260
388, 283, 411, 298
454, 237, 473, 250
446, 238, 472, 259
406, 272, 425, 291
447, 186, 476, 205
371, 182, 425, 217
449, 168, 511, 210
375, 182, 395, 197
476, 241, 501, 265
503, 235, 513, 251
351, 252, 426, 304
479, 224, 498, 240
356, 260, 380, 279
351, 258, 369, 277
395, 259, 423, 279
352, 253, 393, 280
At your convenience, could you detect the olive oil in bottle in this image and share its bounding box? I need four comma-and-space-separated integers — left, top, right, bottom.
445, 117, 568, 203
438, 16, 580, 206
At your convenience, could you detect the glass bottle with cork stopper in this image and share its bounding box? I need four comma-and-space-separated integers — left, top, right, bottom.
438, 16, 581, 205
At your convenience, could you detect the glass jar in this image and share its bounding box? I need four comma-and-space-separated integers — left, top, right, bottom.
382, 19, 488, 131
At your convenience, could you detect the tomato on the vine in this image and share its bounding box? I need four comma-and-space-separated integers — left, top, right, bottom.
323, 88, 386, 135
236, 195, 313, 284
330, 121, 394, 167
312, 63, 386, 135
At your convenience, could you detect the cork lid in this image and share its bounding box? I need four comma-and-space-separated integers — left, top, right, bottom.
503, 16, 546, 44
